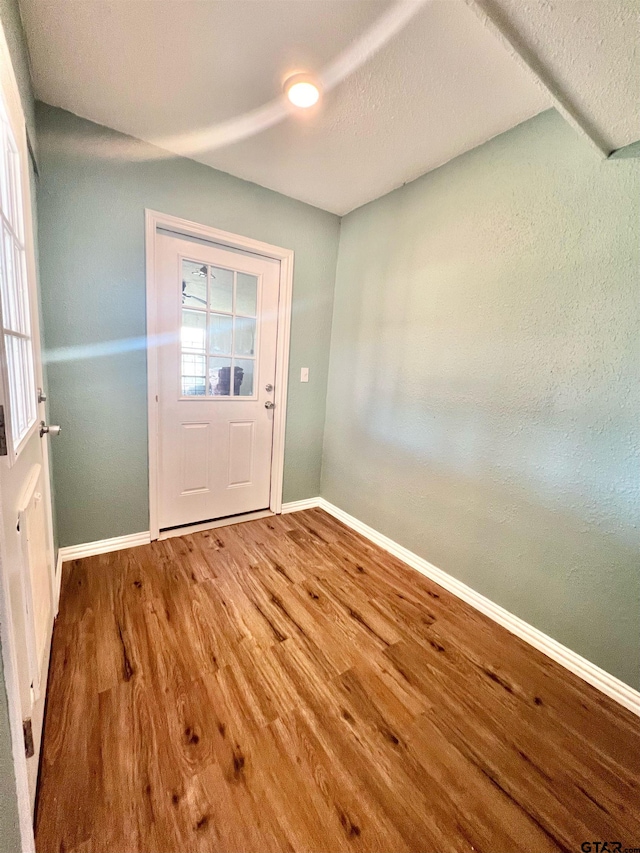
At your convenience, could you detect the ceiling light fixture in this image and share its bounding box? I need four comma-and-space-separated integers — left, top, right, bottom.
284, 73, 320, 109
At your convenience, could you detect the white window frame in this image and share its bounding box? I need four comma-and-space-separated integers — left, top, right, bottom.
179, 254, 261, 400
0, 61, 40, 464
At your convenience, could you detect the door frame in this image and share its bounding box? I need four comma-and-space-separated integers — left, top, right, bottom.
145, 209, 294, 540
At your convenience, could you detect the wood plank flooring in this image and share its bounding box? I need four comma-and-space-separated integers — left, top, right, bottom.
36, 508, 640, 853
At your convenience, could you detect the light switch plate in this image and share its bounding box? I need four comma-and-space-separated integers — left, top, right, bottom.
300, 367, 309, 383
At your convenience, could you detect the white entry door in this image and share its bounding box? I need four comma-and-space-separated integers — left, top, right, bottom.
0, 18, 57, 831
155, 233, 281, 531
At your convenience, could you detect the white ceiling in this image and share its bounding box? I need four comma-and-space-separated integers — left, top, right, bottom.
479, 0, 640, 153
18, 0, 638, 215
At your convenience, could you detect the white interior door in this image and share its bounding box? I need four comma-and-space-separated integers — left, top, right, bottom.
0, 29, 57, 820
155, 233, 281, 530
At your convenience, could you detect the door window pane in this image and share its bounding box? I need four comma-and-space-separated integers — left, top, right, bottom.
181, 309, 206, 351
182, 375, 206, 396
181, 353, 206, 396
210, 266, 233, 313
209, 313, 233, 355
209, 358, 231, 397
1, 226, 18, 332
14, 242, 28, 334
209, 357, 232, 396
236, 273, 257, 316
7, 144, 22, 240
181, 352, 206, 375
182, 259, 207, 309
4, 334, 35, 436
1, 224, 27, 334
234, 316, 256, 356
5, 335, 24, 434
234, 358, 254, 396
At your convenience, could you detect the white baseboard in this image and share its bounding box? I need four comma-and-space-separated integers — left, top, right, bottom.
281, 498, 322, 513
57, 531, 151, 564
313, 498, 640, 718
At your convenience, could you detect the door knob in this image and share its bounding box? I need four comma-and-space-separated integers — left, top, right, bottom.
265, 384, 273, 392
40, 422, 61, 438
264, 401, 275, 410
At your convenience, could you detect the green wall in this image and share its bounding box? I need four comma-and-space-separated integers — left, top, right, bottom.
322, 109, 640, 689
36, 103, 340, 547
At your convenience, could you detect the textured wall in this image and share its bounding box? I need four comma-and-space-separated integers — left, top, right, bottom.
322, 109, 640, 688
36, 103, 340, 547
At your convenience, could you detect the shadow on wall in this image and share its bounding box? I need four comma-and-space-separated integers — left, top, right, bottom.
322, 109, 640, 689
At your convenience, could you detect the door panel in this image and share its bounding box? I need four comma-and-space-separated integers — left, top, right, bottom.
228, 420, 254, 487
18, 465, 51, 681
1, 431, 54, 804
156, 234, 280, 529
180, 422, 210, 494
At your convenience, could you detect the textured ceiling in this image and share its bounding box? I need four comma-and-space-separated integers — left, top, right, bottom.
19, 0, 550, 214
19, 1, 638, 214
479, 0, 640, 152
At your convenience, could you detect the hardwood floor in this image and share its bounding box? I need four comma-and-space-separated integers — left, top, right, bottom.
36, 508, 640, 853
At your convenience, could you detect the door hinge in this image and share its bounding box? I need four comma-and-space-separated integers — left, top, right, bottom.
0, 405, 7, 456
23, 718, 34, 758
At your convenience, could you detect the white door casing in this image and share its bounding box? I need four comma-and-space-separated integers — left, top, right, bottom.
146, 211, 294, 539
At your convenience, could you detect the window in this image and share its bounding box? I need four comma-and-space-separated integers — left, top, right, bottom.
180, 259, 258, 398
0, 94, 36, 453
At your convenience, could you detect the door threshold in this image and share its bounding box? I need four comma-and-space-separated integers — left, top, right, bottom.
158, 509, 273, 540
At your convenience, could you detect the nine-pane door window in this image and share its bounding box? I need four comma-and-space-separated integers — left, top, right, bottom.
0, 95, 36, 453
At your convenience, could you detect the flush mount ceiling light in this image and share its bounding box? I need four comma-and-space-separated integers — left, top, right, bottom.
284, 73, 321, 109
